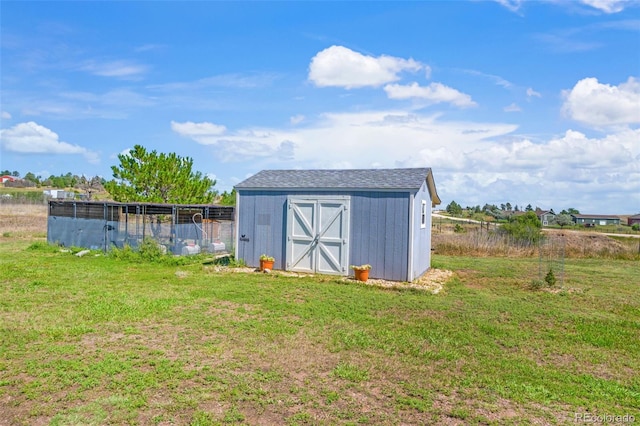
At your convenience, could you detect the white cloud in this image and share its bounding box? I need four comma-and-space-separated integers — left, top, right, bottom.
61, 89, 154, 108
134, 44, 166, 52
172, 111, 517, 168
79, 60, 147, 79
0, 121, 99, 163
308, 45, 423, 89
171, 121, 227, 139
504, 103, 522, 112
497, 0, 636, 14
562, 77, 640, 127
580, 0, 633, 13
534, 33, 602, 53
384, 82, 477, 108
1, 111, 11, 119
424, 65, 432, 80
424, 128, 640, 213
290, 115, 305, 125
14, 89, 154, 120
461, 69, 513, 89
494, 0, 524, 12
465, 129, 636, 170
175, 111, 639, 213
214, 139, 295, 162
149, 73, 278, 91
526, 87, 542, 98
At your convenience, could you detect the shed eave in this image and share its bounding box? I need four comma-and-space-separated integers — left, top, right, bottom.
426, 170, 441, 207
235, 186, 421, 193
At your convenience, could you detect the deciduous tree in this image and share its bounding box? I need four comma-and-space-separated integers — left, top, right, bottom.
554, 214, 573, 229
502, 211, 542, 244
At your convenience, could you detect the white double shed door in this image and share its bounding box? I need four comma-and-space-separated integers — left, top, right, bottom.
286, 196, 350, 275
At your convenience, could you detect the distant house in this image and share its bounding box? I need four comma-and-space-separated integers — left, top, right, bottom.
0, 175, 17, 184
535, 208, 556, 226
571, 214, 621, 227
628, 214, 640, 227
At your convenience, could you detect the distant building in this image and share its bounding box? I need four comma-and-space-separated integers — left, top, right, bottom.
535, 208, 556, 226
43, 189, 76, 199
628, 214, 640, 227
0, 175, 17, 184
571, 214, 621, 227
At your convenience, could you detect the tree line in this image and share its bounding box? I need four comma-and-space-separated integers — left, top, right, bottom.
445, 200, 580, 218
1, 170, 104, 189
444, 200, 583, 230
1, 145, 236, 205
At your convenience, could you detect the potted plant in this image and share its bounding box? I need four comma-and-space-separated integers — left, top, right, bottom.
350, 264, 371, 282
259, 254, 275, 271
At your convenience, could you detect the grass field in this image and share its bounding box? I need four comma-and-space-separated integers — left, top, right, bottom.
1, 217, 639, 424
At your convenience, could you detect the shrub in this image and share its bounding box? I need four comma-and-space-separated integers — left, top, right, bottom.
501, 211, 542, 245
632, 224, 640, 231
138, 238, 165, 262
454, 224, 465, 233
213, 255, 246, 267
529, 279, 545, 290
544, 268, 557, 287
108, 244, 137, 261
108, 240, 200, 266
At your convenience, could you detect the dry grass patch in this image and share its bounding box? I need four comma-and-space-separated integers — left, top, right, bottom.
433, 227, 639, 259
0, 203, 47, 236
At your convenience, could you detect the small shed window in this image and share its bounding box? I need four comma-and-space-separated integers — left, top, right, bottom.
421, 200, 427, 228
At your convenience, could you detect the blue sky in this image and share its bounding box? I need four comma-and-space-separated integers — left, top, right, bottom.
1, 1, 639, 214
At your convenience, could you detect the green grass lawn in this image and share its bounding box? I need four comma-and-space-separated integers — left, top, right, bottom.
1, 238, 639, 425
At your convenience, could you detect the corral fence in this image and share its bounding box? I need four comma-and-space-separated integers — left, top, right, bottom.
0, 192, 49, 205
47, 200, 235, 256
432, 218, 501, 234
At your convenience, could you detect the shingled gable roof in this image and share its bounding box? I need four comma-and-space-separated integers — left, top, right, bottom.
235, 168, 441, 205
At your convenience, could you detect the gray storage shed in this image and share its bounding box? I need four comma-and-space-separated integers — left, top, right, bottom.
234, 168, 441, 281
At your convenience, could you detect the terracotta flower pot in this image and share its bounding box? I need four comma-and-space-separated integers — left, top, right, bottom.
353, 268, 369, 282
260, 259, 274, 271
